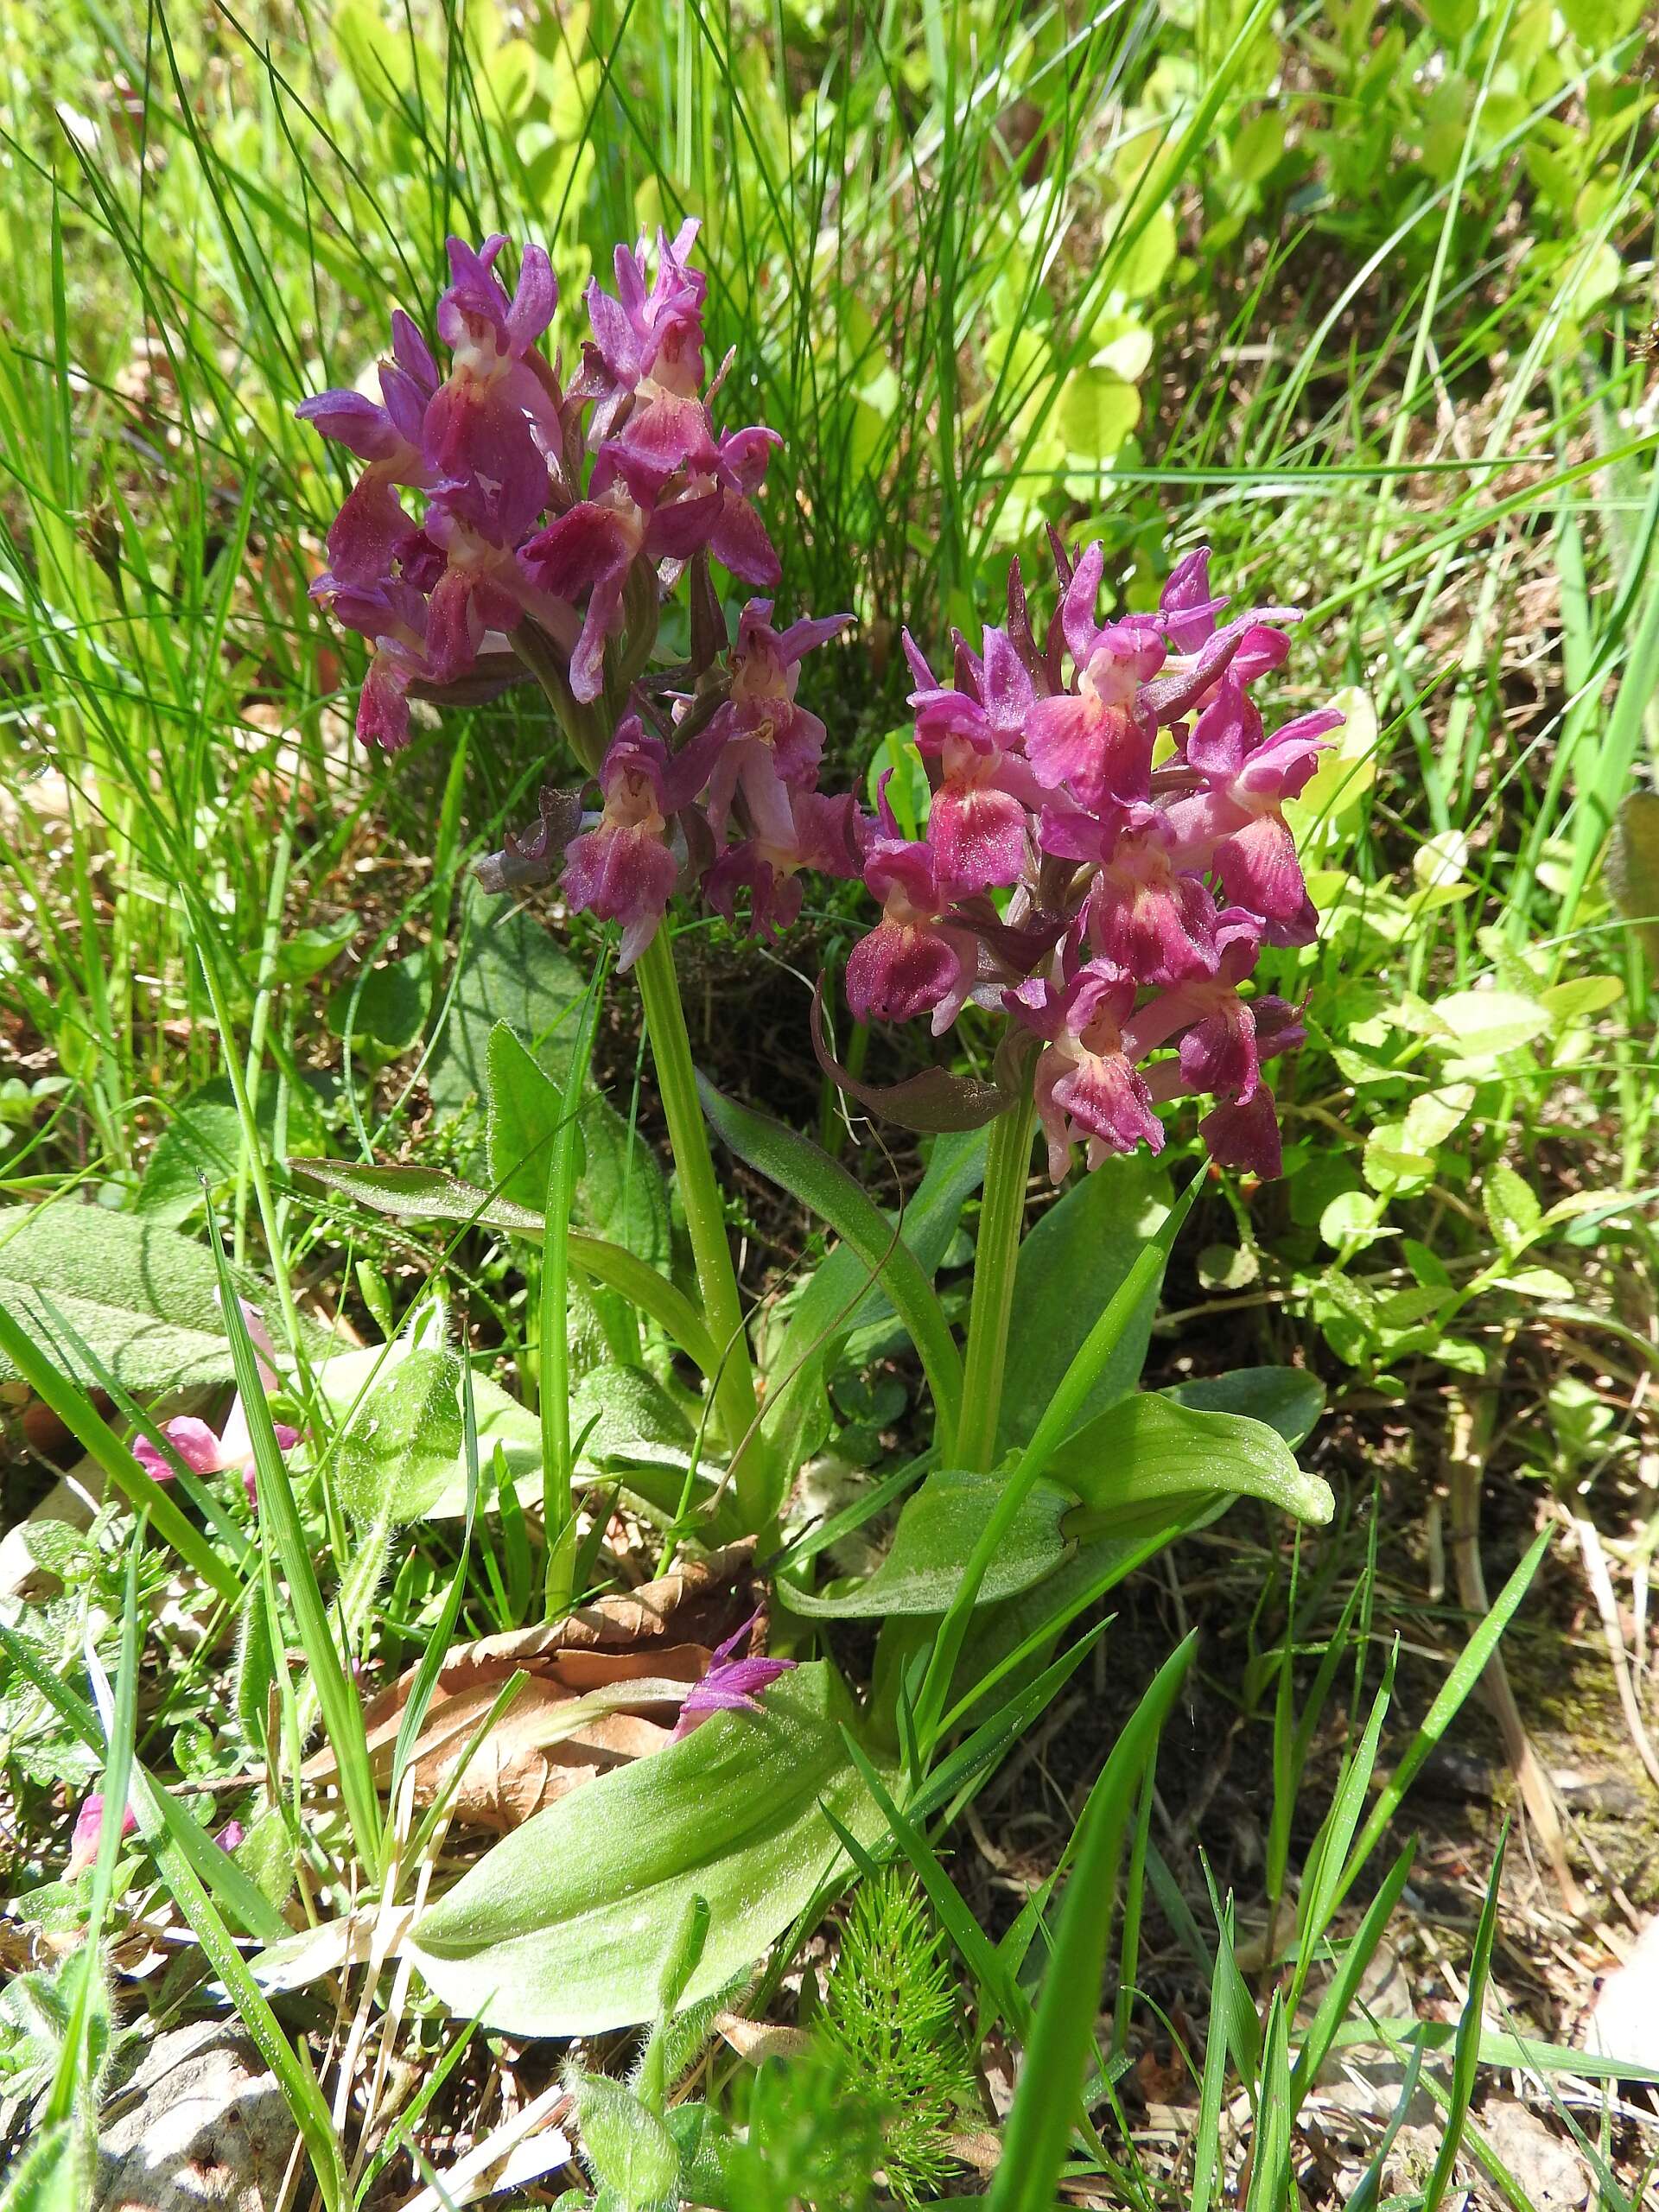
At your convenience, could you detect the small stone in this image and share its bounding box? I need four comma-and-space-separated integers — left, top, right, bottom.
1478, 2101, 1590, 2211
1585, 1917, 1659, 2071
95, 2020, 299, 2212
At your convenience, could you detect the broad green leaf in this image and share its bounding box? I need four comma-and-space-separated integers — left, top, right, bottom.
486, 1020, 573, 1213
1402, 1084, 1474, 1154
1058, 366, 1140, 461
779, 1469, 1073, 1619
271, 917, 358, 984
1165, 1368, 1325, 1451
137, 1076, 324, 1226
1537, 975, 1623, 1023
335, 1346, 465, 1525
409, 1664, 892, 2035
1049, 1393, 1333, 1535
426, 889, 587, 1130
327, 950, 429, 1054
698, 1079, 963, 1449
0, 1205, 252, 1388
1494, 1267, 1573, 1300
1230, 108, 1285, 183
995, 1160, 1163, 1455
1423, 989, 1548, 1062
1483, 1161, 1541, 1251
486, 1017, 669, 1267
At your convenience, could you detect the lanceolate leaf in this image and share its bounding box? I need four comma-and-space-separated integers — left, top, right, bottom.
408, 1663, 892, 2035
1163, 1367, 1326, 1452
994, 1162, 1165, 1455
293, 1157, 544, 1235
697, 1078, 964, 1451
779, 1469, 1074, 1619
1052, 1394, 1334, 1535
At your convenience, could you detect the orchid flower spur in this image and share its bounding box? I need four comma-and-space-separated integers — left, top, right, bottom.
133, 1297, 298, 1503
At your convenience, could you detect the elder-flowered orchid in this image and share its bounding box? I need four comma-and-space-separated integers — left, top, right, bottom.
299, 221, 782, 744
132, 1298, 298, 1504
833, 537, 1338, 1179
302, 224, 1329, 1187
670, 1614, 796, 1740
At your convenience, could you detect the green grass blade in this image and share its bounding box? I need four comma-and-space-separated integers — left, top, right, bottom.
206, 1223, 381, 1867
986, 1635, 1195, 2212
0, 1299, 242, 1604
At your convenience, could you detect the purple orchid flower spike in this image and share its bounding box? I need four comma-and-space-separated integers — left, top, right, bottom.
825, 533, 1340, 1180
133, 1297, 299, 1504
671, 1612, 796, 1740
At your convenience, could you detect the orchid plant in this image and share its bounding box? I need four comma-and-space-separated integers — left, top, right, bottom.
295, 224, 1339, 2037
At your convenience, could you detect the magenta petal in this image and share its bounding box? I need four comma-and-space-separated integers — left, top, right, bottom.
928, 783, 1028, 894
711, 493, 781, 588
1216, 811, 1308, 925
1027, 692, 1103, 794
325, 468, 417, 587
1178, 997, 1260, 1101
391, 308, 438, 390
1060, 540, 1106, 664
524, 500, 638, 601
1200, 1087, 1283, 1178
506, 242, 558, 351
296, 389, 401, 462
357, 650, 416, 753
563, 822, 677, 969
1159, 547, 1226, 652
133, 1415, 226, 1481
1185, 677, 1255, 780
845, 918, 962, 1024
67, 1790, 137, 1878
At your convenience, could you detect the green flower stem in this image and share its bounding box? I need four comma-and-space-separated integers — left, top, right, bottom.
542, 977, 602, 1618
954, 1082, 1036, 1474
632, 930, 766, 1497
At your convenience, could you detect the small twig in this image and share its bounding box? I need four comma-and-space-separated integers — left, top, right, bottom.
1445, 1353, 1584, 1914
1562, 1506, 1659, 1790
